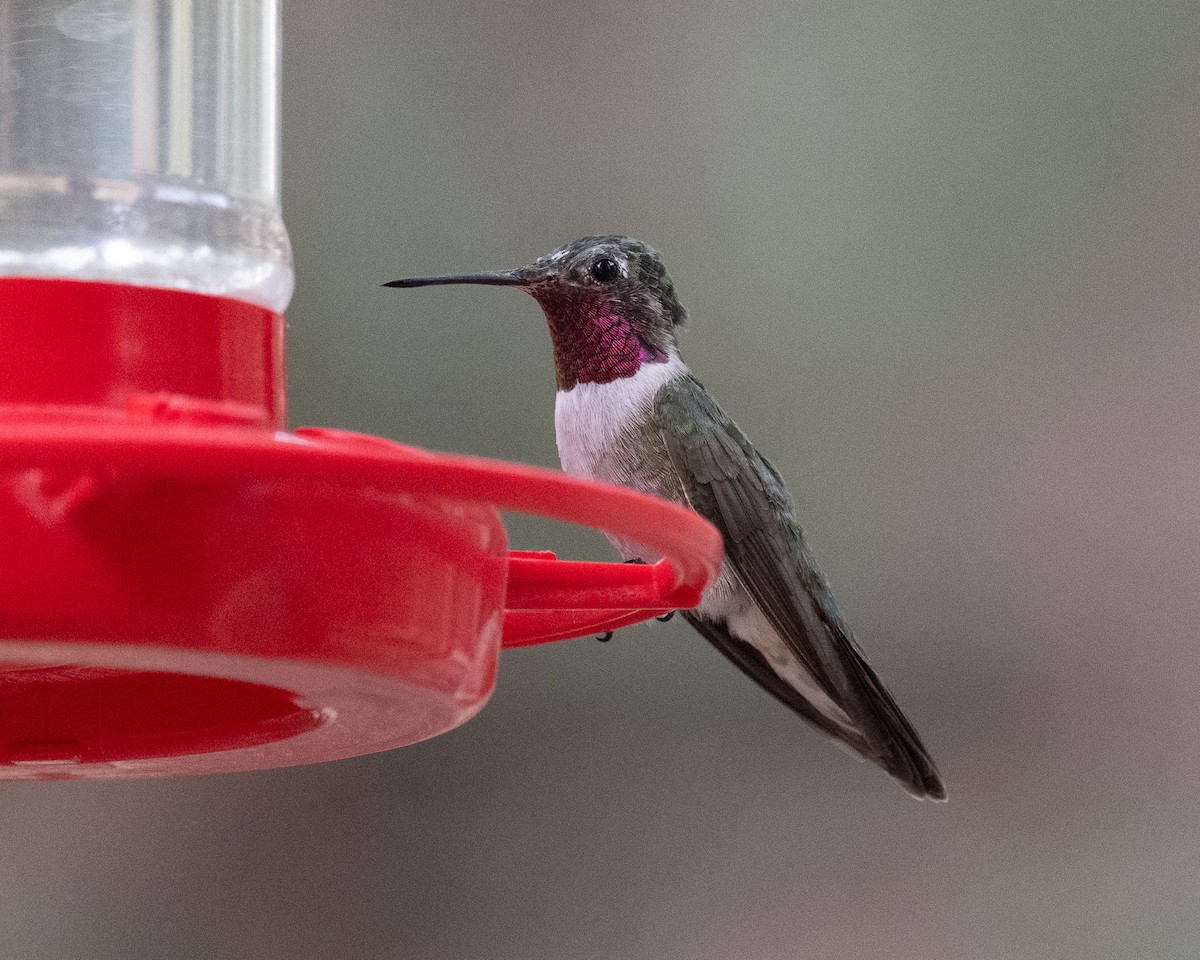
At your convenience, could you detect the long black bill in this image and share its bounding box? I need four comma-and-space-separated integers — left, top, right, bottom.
383, 271, 528, 289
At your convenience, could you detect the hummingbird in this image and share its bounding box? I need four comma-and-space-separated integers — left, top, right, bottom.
386, 237, 946, 800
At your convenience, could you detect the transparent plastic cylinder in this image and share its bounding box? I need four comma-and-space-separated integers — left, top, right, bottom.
0, 0, 293, 312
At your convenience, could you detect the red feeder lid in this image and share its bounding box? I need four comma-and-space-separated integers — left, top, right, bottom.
0, 279, 722, 779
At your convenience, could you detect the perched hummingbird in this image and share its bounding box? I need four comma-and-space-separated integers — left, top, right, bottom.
386, 237, 946, 800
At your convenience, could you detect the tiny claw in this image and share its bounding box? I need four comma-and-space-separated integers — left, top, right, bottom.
656, 611, 676, 623
623, 558, 646, 565
596, 631, 614, 643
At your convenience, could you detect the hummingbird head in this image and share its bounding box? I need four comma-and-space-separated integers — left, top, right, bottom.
386, 236, 686, 390
515, 237, 686, 389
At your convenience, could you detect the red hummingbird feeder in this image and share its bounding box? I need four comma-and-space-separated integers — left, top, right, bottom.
0, 2, 721, 779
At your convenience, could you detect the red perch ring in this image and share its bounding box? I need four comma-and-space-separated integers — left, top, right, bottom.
0, 279, 722, 779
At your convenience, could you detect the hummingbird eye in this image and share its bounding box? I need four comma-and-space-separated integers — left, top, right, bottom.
590, 257, 620, 283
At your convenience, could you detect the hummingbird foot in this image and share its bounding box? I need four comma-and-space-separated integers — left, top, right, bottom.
596, 631, 614, 642
623, 558, 673, 620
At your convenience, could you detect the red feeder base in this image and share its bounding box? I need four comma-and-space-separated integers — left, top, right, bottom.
0, 279, 722, 779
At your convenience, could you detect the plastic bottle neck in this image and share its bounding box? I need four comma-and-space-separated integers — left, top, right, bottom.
0, 278, 286, 429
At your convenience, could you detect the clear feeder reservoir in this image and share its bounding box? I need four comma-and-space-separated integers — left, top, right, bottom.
0, 0, 293, 311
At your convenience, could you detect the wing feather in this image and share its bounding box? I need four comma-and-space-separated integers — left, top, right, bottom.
655, 374, 945, 799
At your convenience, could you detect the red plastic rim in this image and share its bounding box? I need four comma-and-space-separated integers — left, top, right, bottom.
0, 419, 722, 632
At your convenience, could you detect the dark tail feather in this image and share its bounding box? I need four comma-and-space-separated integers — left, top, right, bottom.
841, 641, 946, 800
682, 611, 946, 801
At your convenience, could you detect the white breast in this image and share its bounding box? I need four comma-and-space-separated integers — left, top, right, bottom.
555, 355, 742, 608
554, 355, 687, 488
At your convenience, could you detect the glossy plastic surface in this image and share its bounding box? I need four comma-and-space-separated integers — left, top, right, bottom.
0, 277, 286, 426
0, 279, 722, 779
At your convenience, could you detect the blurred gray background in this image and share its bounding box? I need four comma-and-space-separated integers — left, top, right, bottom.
7, 0, 1200, 957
